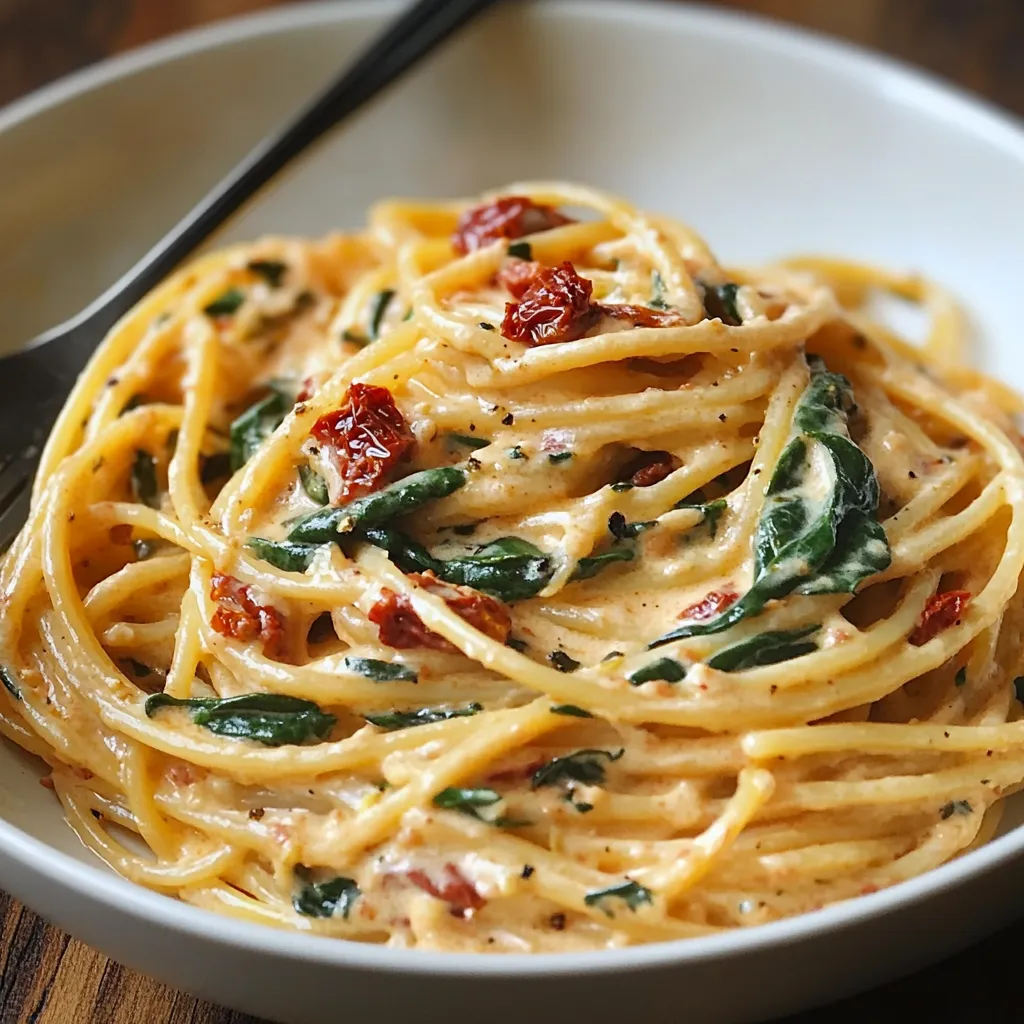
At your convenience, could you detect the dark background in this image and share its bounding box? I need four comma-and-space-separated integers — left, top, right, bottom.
1, 1, 1023, 1021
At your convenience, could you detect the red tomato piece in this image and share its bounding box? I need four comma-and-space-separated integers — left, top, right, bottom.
368, 572, 511, 653
909, 590, 971, 646
501, 261, 598, 346
679, 589, 740, 623
620, 450, 678, 488
210, 572, 285, 657
309, 383, 415, 504
495, 259, 543, 298
597, 303, 686, 329
406, 864, 486, 918
452, 196, 572, 255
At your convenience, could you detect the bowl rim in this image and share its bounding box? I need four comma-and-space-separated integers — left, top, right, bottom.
3, 0, 1024, 978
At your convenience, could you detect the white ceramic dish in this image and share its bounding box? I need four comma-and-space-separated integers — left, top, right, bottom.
3, 2, 1024, 1021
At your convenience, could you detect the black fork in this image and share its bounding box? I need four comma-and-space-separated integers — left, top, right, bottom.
0, 0, 500, 549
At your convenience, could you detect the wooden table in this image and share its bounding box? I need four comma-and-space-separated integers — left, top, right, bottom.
2, 1, 1024, 1021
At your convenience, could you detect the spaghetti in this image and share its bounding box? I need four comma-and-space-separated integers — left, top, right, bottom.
2, 183, 1024, 952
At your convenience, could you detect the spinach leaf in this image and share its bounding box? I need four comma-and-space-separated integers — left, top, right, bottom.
343, 657, 418, 683
298, 464, 329, 505
570, 545, 634, 582
369, 288, 395, 339
431, 537, 553, 602
246, 537, 319, 573
292, 868, 360, 919
247, 260, 288, 288
433, 787, 502, 819
145, 693, 335, 746
628, 657, 686, 685
507, 241, 532, 260
203, 287, 246, 318
131, 450, 159, 508
288, 467, 466, 541
608, 512, 656, 540
548, 451, 573, 464
651, 358, 890, 649
701, 282, 742, 326
364, 704, 482, 730
940, 799, 972, 819
0, 666, 21, 701
229, 380, 295, 472
584, 880, 652, 913
673, 496, 727, 539
706, 625, 820, 672
531, 748, 624, 790
548, 651, 581, 673
448, 433, 490, 451
550, 704, 593, 718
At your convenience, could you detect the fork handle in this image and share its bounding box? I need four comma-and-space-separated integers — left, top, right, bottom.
41, 0, 500, 359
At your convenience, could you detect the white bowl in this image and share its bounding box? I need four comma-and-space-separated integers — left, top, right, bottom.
3, 3, 1024, 1022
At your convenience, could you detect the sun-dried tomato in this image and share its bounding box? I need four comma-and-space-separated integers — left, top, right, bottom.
368, 573, 511, 652
210, 572, 285, 657
501, 261, 598, 346
406, 864, 485, 918
452, 196, 572, 255
496, 259, 543, 298
620, 450, 678, 488
296, 375, 317, 403
679, 589, 740, 623
909, 590, 971, 646
309, 383, 414, 504
597, 303, 686, 329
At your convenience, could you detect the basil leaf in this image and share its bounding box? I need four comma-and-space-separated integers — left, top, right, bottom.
247, 260, 287, 288
131, 450, 159, 508
550, 704, 593, 718
571, 545, 634, 582
344, 657, 418, 683
628, 657, 686, 685
584, 880, 652, 913
531, 748, 624, 790
369, 288, 395, 340
432, 537, 553, 602
298, 464, 329, 505
448, 433, 490, 451
651, 358, 890, 649
288, 467, 467, 542
203, 287, 246, 317
145, 693, 335, 746
246, 537, 319, 573
229, 380, 295, 472
292, 868, 360, 919
365, 704, 482, 731
0, 666, 21, 701
706, 625, 820, 673
433, 787, 502, 819
701, 282, 742, 326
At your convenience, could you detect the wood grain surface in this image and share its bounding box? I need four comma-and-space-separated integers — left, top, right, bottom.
3, 1, 1024, 1022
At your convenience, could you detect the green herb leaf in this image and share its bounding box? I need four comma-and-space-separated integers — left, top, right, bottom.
365, 704, 482, 731
550, 704, 593, 718
342, 328, 369, 346
292, 868, 360, 919
289, 467, 467, 542
548, 451, 573, 464
649, 270, 669, 310
478, 322, 496, 331
433, 787, 502, 820
246, 537, 319, 573
298, 464, 329, 505
145, 693, 335, 746
247, 260, 288, 288
628, 657, 686, 685
506, 636, 529, 653
369, 288, 395, 339
673, 496, 727, 539
570, 545, 634, 582
344, 657, 418, 683
203, 287, 246, 318
608, 512, 656, 540
651, 358, 890, 649
448, 433, 490, 451
548, 651, 581, 673
508, 445, 527, 460
701, 282, 742, 326
131, 450, 159, 508
940, 799, 972, 819
532, 748, 624, 790
706, 625, 820, 673
229, 380, 295, 472
507, 241, 532, 260
584, 880, 653, 914
955, 666, 967, 687
0, 666, 21, 701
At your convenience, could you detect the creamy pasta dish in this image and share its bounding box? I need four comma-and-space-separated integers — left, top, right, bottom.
2, 183, 1023, 952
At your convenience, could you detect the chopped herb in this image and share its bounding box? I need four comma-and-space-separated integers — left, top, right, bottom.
602, 650, 624, 661
132, 538, 157, 561
448, 433, 490, 451
479, 322, 496, 331
298, 463, 329, 505
131, 450, 159, 508
229, 380, 295, 472
610, 481, 634, 492
247, 259, 288, 288
584, 880, 653, 914
954, 666, 967, 687
145, 693, 335, 747
433, 787, 502, 820
246, 537, 319, 573
573, 800, 594, 814
365, 704, 482, 731
607, 512, 656, 540
369, 288, 395, 340
342, 328, 369, 346
548, 451, 573, 464
649, 269, 669, 310
701, 282, 742, 326
344, 657, 418, 683
571, 545, 634, 582
673, 497, 727, 539
203, 287, 246, 318
506, 636, 529, 653
507, 241, 532, 260
706, 625, 820, 673
521, 865, 535, 879
939, 799, 972, 820
628, 657, 686, 685
0, 666, 21, 701
550, 704, 594, 718
292, 867, 360, 919
508, 445, 527, 460
548, 651, 581, 673
531, 748, 624, 790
